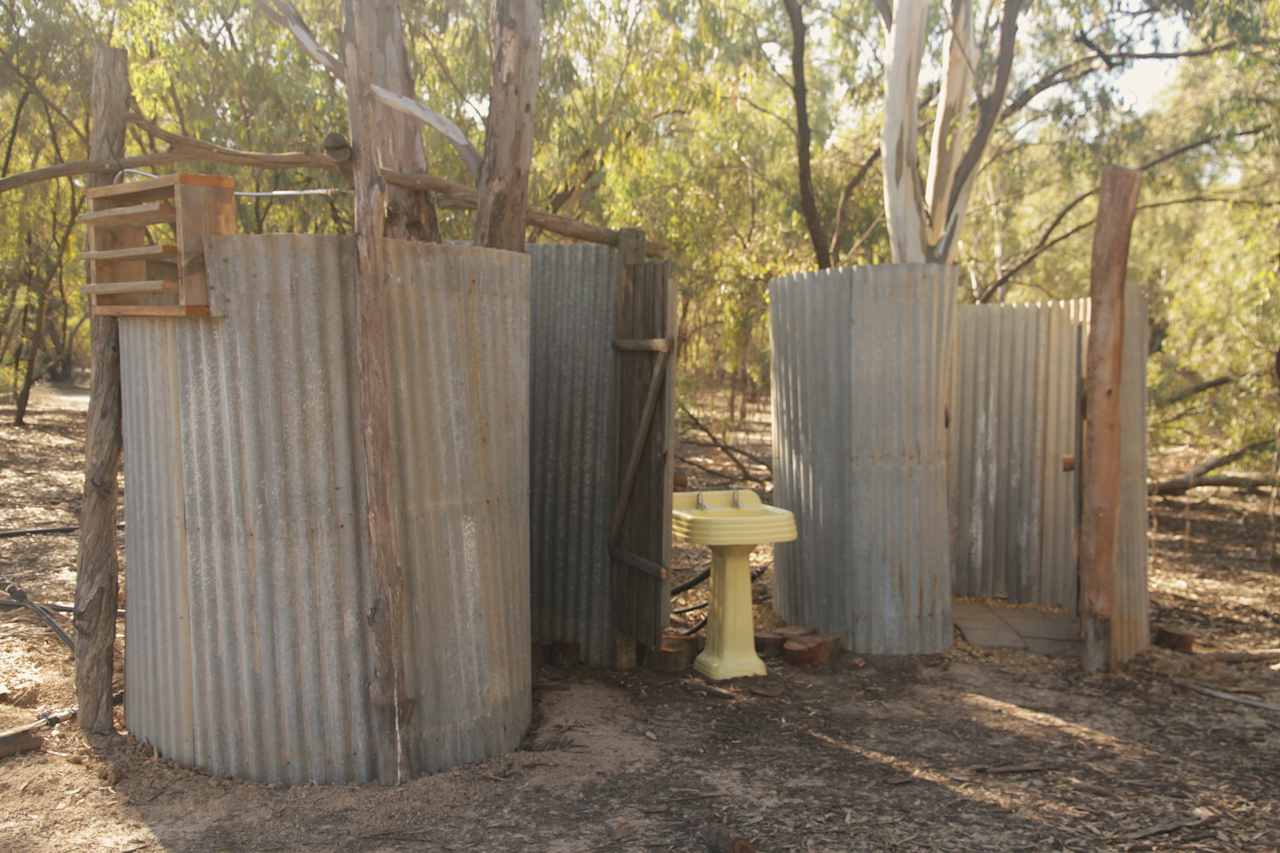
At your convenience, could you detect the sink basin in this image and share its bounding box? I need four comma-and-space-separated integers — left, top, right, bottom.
672, 490, 798, 681
671, 490, 797, 547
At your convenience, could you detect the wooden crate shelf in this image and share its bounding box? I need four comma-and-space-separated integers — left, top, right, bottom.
79, 200, 177, 228
83, 279, 177, 296
80, 173, 235, 318
82, 244, 178, 263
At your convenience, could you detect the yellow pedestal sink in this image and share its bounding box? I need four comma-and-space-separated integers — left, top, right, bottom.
672, 490, 797, 680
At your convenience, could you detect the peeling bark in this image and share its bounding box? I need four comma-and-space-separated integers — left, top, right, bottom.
880, 0, 929, 263
924, 0, 975, 247
475, 0, 541, 251
74, 45, 129, 735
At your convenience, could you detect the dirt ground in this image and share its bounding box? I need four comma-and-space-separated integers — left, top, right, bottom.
1, 389, 1278, 852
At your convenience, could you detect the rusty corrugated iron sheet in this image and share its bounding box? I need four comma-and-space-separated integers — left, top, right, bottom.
770, 264, 956, 654
949, 301, 1084, 613
527, 244, 620, 667
120, 234, 530, 783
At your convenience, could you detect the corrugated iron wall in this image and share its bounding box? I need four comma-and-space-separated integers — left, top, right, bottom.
527, 245, 620, 667
949, 301, 1085, 613
121, 235, 531, 783
1113, 283, 1150, 661
119, 319, 195, 767
177, 235, 377, 783
770, 264, 956, 654
383, 240, 532, 775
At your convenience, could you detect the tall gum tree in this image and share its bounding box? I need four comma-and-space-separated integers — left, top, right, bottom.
878, 0, 1025, 265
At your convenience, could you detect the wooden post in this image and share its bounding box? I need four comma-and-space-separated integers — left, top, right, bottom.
1081, 166, 1141, 673
474, 0, 541, 251
74, 44, 130, 734
610, 229, 675, 670
341, 0, 429, 782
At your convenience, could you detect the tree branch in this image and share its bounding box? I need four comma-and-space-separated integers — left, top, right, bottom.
829, 146, 882, 263
129, 113, 335, 169
925, 0, 975, 246
370, 84, 481, 179
936, 0, 1026, 263
1150, 439, 1277, 495
880, 0, 930, 262
678, 401, 772, 484
1074, 31, 1250, 69
781, 0, 830, 269
1155, 375, 1235, 407
872, 0, 893, 29
257, 0, 346, 81
977, 125, 1272, 300
381, 166, 669, 255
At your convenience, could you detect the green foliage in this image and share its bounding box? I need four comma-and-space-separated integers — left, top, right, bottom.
0, 0, 1278, 461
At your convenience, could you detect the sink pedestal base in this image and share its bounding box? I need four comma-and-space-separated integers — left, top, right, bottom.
694, 544, 767, 680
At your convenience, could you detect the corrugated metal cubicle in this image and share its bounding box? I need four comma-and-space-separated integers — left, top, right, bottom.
121, 235, 532, 784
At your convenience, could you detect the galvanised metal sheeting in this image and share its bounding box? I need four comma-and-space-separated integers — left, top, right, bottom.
527, 244, 620, 666
1114, 284, 1150, 660
949, 301, 1084, 613
121, 234, 531, 784
770, 264, 956, 654
383, 240, 531, 775
119, 319, 195, 767
176, 236, 376, 783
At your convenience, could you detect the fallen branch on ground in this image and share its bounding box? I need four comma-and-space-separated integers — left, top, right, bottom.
678, 403, 771, 485
1198, 649, 1280, 664
676, 455, 742, 484
0, 522, 123, 539
1150, 473, 1280, 495
0, 690, 125, 758
1175, 679, 1280, 714
1122, 812, 1218, 842
1149, 439, 1276, 495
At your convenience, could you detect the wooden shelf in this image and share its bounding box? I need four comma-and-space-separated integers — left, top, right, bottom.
92, 304, 211, 318
79, 201, 177, 228
85, 173, 234, 201
83, 279, 177, 296
80, 172, 235, 318
82, 244, 178, 263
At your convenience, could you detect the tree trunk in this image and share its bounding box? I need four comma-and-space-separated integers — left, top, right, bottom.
341, 0, 432, 783
1080, 167, 1140, 673
12, 271, 51, 426
880, 0, 928, 263
74, 45, 130, 735
781, 0, 830, 270
924, 0, 974, 248
474, 0, 541, 251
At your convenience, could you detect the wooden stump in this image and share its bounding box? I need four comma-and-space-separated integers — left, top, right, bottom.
783, 633, 841, 667
755, 631, 785, 657
548, 641, 582, 668
1153, 626, 1196, 654
648, 632, 698, 673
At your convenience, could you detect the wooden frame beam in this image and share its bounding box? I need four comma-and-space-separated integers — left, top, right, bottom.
1081, 166, 1141, 673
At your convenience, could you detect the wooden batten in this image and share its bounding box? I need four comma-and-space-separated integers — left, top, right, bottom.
79, 172, 235, 318
82, 279, 176, 296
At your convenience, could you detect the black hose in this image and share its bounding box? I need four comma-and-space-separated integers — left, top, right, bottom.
670, 568, 710, 596
672, 601, 707, 615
